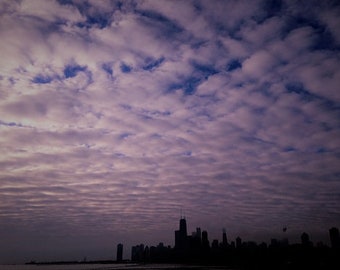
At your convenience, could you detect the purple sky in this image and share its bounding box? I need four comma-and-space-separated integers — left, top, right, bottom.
0, 0, 340, 264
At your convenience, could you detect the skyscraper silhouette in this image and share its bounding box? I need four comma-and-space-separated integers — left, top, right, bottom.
301, 232, 312, 247
236, 236, 242, 248
195, 227, 202, 244
175, 217, 188, 249
180, 218, 187, 236
116, 243, 123, 262
222, 228, 228, 247
202, 230, 210, 250
329, 227, 340, 248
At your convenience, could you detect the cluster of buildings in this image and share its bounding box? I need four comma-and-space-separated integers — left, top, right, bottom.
116, 217, 340, 267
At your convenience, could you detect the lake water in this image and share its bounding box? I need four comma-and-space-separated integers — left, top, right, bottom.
0, 264, 234, 270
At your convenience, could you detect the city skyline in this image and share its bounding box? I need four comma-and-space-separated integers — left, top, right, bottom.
1, 0, 340, 264
26, 216, 340, 265
128, 217, 340, 267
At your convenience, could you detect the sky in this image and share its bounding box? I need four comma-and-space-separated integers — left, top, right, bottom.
0, 0, 340, 264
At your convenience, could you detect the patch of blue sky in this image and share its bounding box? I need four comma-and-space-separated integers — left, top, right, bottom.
190, 40, 208, 49
251, 107, 267, 115
138, 10, 183, 33
139, 114, 153, 121
86, 14, 110, 29
312, 27, 340, 51
320, 122, 333, 132
243, 0, 284, 25
102, 62, 113, 76
8, 77, 16, 85
285, 82, 316, 102
282, 15, 332, 44
193, 1, 203, 12
242, 136, 275, 146
317, 98, 340, 112
213, 21, 230, 36
282, 14, 339, 50
329, 172, 340, 181
63, 0, 126, 14
196, 110, 214, 121
252, 82, 279, 100
316, 147, 328, 153
136, 9, 184, 39
56, 0, 73, 5
32, 74, 53, 84
285, 83, 340, 114
114, 152, 126, 158
59, 0, 112, 29
262, 0, 283, 18
119, 132, 133, 140
0, 120, 32, 129
150, 133, 162, 139
75, 22, 86, 28
76, 14, 111, 29
142, 57, 165, 71
141, 109, 171, 117
191, 61, 218, 78
120, 63, 132, 73
60, 0, 90, 16
283, 146, 297, 152
64, 64, 87, 78
226, 59, 242, 71
183, 77, 201, 95
0, 120, 21, 127
167, 61, 219, 95
167, 77, 201, 95
182, 151, 192, 157
120, 104, 132, 111
45, 19, 69, 33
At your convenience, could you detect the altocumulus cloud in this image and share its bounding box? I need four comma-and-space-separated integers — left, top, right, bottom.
0, 0, 340, 263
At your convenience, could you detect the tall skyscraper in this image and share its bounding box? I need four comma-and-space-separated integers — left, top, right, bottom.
329, 227, 340, 248
301, 232, 312, 247
180, 218, 187, 237
116, 243, 123, 262
175, 217, 188, 249
202, 230, 210, 250
222, 228, 228, 247
236, 236, 242, 248
196, 227, 201, 242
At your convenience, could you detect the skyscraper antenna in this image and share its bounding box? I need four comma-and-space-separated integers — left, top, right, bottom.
180, 208, 185, 219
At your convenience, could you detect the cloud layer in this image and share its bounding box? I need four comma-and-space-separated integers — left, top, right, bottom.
0, 0, 340, 263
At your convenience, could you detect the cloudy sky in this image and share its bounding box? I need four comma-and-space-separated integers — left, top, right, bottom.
0, 0, 340, 264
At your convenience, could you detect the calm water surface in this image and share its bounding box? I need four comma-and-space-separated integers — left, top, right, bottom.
0, 264, 234, 270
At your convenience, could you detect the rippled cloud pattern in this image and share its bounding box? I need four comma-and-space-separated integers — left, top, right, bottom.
0, 0, 339, 263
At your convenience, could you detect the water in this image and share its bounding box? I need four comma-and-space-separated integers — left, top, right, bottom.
0, 264, 234, 270
0, 264, 119, 270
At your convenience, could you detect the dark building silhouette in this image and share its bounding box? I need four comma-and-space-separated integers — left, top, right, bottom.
144, 246, 150, 261
236, 236, 242, 248
116, 243, 123, 262
212, 239, 219, 249
222, 228, 228, 247
127, 217, 340, 269
175, 217, 188, 250
188, 227, 202, 253
301, 232, 313, 247
195, 227, 201, 242
180, 218, 187, 235
131, 244, 144, 261
202, 230, 210, 250
329, 227, 340, 248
